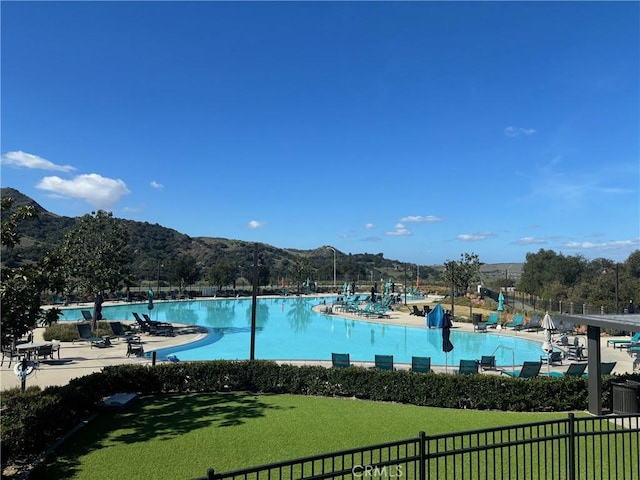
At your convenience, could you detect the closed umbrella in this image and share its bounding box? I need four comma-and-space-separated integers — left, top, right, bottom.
497, 292, 505, 312
542, 312, 556, 374
147, 288, 154, 311
442, 310, 454, 373
92, 292, 103, 333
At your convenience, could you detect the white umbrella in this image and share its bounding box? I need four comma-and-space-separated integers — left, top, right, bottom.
541, 312, 556, 374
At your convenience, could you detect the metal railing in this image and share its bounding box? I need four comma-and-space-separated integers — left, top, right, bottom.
195, 413, 640, 480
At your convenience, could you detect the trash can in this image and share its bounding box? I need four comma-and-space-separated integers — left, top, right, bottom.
472, 313, 483, 324
612, 381, 640, 414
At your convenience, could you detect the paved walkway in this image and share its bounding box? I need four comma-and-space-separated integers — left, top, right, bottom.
1, 299, 637, 391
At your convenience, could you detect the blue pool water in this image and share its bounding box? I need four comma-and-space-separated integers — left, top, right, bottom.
61, 297, 544, 367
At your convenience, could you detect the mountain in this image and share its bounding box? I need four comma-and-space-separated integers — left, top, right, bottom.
1, 187, 518, 284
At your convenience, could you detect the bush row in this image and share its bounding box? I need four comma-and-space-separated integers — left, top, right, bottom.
2, 361, 638, 470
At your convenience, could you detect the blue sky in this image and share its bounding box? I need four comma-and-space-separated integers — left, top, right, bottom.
2, 1, 638, 265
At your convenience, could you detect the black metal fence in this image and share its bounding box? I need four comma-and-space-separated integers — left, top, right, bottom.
195, 413, 639, 480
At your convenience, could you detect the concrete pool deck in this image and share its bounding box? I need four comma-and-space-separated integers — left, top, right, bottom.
1, 297, 637, 391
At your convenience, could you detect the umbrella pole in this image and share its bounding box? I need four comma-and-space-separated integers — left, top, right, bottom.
445, 352, 448, 374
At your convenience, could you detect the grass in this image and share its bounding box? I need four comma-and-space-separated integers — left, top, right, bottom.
30, 393, 577, 480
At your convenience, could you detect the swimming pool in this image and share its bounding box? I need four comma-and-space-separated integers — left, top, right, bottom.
61, 297, 545, 367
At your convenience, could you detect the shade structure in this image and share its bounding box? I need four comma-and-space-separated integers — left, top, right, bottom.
497, 292, 505, 312
147, 288, 154, 311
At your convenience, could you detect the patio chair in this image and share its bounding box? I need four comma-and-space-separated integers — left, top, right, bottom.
331, 353, 352, 368
504, 314, 524, 331
372, 354, 394, 371
143, 313, 175, 336
109, 321, 140, 342
36, 344, 54, 361
480, 355, 496, 371
74, 323, 108, 348
411, 356, 431, 373
1, 343, 19, 368
410, 305, 422, 316
455, 359, 479, 375
607, 332, 640, 349
583, 362, 616, 377
549, 363, 586, 378
126, 338, 144, 357
541, 351, 563, 365
485, 312, 500, 328
51, 340, 61, 359
81, 310, 93, 322
525, 315, 542, 332
501, 361, 542, 378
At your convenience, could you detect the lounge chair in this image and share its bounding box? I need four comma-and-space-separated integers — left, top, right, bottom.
109, 321, 139, 342
81, 310, 94, 322
549, 363, 587, 378
559, 321, 575, 335
485, 312, 500, 328
541, 351, 563, 365
74, 323, 108, 348
411, 356, 431, 373
480, 355, 496, 370
52, 294, 66, 305
501, 361, 542, 378
504, 314, 524, 331
455, 359, 479, 375
583, 362, 616, 377
372, 354, 394, 371
410, 305, 422, 316
132, 312, 174, 336
331, 353, 352, 368
606, 332, 640, 349
525, 315, 542, 332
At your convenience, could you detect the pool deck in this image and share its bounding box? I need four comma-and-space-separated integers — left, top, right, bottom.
1, 297, 637, 391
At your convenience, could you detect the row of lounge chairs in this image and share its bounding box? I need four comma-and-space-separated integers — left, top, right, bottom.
473, 313, 576, 335
332, 295, 393, 318
331, 352, 616, 378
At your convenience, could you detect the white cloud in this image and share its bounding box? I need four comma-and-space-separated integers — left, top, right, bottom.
504, 126, 536, 138
36, 174, 130, 209
399, 215, 443, 223
360, 236, 382, 242
563, 239, 640, 251
458, 232, 492, 241
516, 237, 547, 245
150, 181, 164, 189
364, 223, 376, 229
1, 150, 75, 172
247, 220, 266, 229
385, 223, 412, 236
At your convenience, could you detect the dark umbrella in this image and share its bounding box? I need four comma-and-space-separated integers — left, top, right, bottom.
442, 310, 454, 372
92, 292, 103, 333
147, 288, 154, 311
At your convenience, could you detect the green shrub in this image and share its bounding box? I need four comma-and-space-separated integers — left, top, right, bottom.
42, 321, 114, 341
1, 361, 638, 471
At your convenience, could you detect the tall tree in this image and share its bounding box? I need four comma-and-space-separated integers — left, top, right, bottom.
57, 210, 131, 296
1, 198, 64, 344
442, 253, 481, 296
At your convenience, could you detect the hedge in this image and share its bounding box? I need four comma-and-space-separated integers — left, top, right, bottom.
1, 360, 638, 471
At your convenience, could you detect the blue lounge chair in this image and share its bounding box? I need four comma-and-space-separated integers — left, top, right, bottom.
480, 355, 496, 370
331, 353, 352, 368
372, 354, 394, 371
504, 314, 524, 331
485, 312, 500, 328
525, 315, 542, 332
606, 332, 640, 349
501, 361, 542, 378
549, 363, 586, 378
455, 359, 479, 375
411, 356, 431, 373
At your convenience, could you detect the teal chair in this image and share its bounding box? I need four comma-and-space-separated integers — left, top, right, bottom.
372, 354, 394, 371
504, 314, 524, 331
411, 356, 431, 373
331, 353, 352, 368
485, 312, 500, 328
501, 361, 542, 378
455, 359, 479, 375
583, 362, 616, 377
549, 363, 586, 378
607, 332, 640, 349
480, 355, 496, 370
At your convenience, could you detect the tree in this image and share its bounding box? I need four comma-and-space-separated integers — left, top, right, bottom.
1, 198, 64, 345
207, 259, 236, 290
290, 258, 312, 293
169, 254, 201, 290
442, 253, 481, 296
57, 210, 131, 296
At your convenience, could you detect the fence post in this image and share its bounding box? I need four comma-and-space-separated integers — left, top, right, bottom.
419, 431, 426, 480
567, 413, 576, 480
206, 467, 215, 480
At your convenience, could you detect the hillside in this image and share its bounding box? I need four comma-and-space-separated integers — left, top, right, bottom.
1, 187, 518, 285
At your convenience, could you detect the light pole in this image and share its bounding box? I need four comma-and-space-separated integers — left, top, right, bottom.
326, 247, 336, 289
156, 261, 164, 296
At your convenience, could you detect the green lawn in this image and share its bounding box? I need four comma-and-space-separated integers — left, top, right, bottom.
31, 393, 577, 480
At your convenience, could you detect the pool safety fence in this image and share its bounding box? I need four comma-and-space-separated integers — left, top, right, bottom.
195, 413, 640, 480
